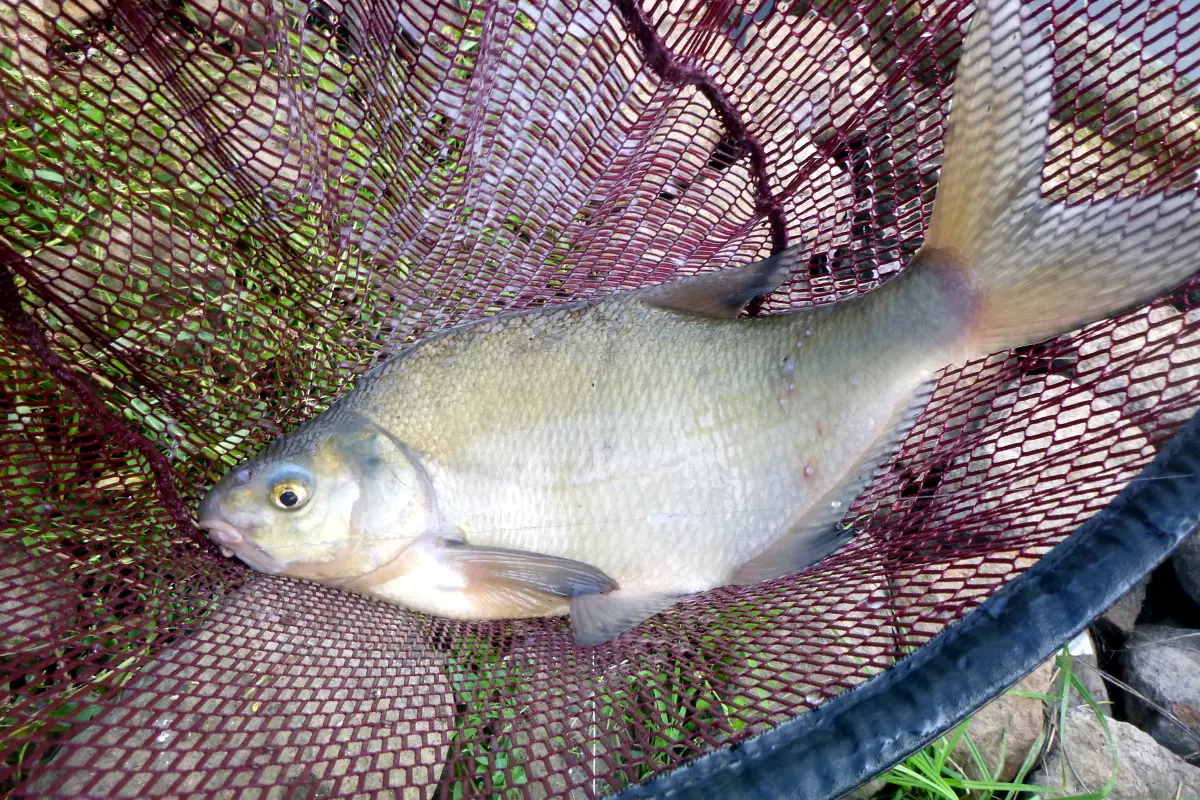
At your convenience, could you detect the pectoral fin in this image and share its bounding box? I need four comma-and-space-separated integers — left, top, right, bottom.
569, 592, 683, 645
641, 245, 802, 318
439, 540, 619, 616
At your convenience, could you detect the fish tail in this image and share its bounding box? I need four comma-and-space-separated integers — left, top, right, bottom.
918, 0, 1200, 361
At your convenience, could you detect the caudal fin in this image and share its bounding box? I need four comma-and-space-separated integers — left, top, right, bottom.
921, 0, 1200, 359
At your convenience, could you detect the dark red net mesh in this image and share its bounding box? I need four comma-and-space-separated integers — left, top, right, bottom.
2, 0, 1200, 796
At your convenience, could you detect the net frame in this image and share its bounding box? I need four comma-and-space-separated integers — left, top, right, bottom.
2, 0, 1200, 797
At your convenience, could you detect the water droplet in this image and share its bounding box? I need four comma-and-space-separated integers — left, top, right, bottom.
787, 382, 795, 393
805, 328, 813, 337
831, 500, 842, 508
804, 465, 815, 476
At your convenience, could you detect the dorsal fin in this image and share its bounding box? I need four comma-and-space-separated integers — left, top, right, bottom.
640, 245, 803, 318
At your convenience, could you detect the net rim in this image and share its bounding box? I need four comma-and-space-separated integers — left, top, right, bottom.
618, 406, 1200, 800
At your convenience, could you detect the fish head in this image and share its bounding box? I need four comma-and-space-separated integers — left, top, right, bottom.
197, 414, 435, 583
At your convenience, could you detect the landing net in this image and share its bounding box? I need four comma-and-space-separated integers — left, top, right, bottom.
2, 0, 1199, 796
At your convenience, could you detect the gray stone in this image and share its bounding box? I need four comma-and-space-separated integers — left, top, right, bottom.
1123, 624, 1200, 757
1029, 707, 1200, 798
837, 776, 885, 799
1100, 575, 1149, 636
1056, 631, 1112, 717
1066, 655, 1112, 717
950, 658, 1054, 783
1173, 526, 1200, 609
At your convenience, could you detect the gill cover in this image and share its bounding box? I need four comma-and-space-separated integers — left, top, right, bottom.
229, 412, 438, 582
324, 414, 440, 577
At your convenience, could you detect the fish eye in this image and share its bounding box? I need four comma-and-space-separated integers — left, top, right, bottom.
271, 479, 310, 510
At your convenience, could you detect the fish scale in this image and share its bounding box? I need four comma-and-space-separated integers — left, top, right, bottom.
353, 279, 962, 594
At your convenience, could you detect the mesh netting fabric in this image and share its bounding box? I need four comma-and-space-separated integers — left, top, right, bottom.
2, 0, 1200, 796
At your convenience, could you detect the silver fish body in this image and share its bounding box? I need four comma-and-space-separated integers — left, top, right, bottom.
347, 264, 965, 591
198, 0, 1200, 644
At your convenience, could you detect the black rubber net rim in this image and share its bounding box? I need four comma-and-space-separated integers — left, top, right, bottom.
614, 407, 1200, 799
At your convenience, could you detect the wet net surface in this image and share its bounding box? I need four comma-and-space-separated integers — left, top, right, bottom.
2, 0, 1200, 796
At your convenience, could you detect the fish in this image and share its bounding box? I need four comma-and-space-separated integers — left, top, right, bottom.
197, 0, 1200, 646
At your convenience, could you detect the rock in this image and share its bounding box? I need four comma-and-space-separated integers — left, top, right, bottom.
1056, 631, 1111, 716
950, 658, 1054, 783
1173, 526, 1200, 609
1100, 575, 1149, 636
837, 776, 885, 799
1123, 624, 1200, 757
1029, 707, 1200, 798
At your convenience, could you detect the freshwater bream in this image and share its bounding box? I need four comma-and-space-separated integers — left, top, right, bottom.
198, 0, 1200, 645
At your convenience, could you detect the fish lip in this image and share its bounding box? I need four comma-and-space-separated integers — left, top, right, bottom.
198, 518, 245, 547
199, 519, 286, 574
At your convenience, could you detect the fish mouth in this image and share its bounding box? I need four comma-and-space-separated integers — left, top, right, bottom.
198, 518, 244, 558
198, 518, 284, 572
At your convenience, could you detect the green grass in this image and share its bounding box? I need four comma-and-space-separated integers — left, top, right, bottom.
434, 628, 754, 797
873, 647, 1118, 800
0, 4, 397, 788
435, 630, 531, 800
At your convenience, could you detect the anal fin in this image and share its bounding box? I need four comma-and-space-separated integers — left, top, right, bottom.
569, 592, 683, 646
729, 509, 857, 586
731, 378, 938, 585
